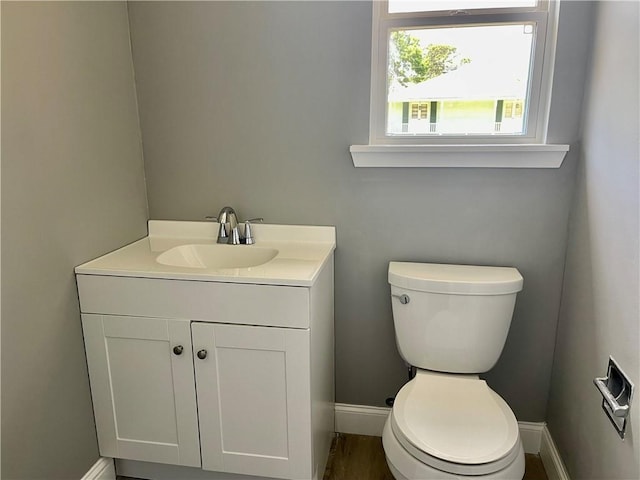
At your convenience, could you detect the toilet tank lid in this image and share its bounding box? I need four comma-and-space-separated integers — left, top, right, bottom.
388, 262, 523, 295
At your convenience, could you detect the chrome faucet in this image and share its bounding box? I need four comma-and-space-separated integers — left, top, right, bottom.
207, 206, 263, 245
214, 206, 241, 245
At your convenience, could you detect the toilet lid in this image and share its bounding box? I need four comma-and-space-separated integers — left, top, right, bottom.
392, 372, 520, 467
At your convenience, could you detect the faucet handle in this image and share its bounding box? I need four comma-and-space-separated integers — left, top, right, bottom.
205, 215, 218, 222
243, 218, 263, 245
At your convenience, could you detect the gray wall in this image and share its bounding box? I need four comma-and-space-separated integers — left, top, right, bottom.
1, 2, 148, 478
547, 2, 639, 478
127, 1, 593, 421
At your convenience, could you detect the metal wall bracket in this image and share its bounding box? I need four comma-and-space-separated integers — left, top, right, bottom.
594, 356, 635, 439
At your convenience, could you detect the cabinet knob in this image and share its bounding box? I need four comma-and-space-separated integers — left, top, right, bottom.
172, 345, 184, 355
197, 349, 208, 360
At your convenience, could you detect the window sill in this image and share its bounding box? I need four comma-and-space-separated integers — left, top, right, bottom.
349, 144, 569, 168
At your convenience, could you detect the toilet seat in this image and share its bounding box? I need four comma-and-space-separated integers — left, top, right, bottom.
391, 371, 521, 476
383, 416, 525, 480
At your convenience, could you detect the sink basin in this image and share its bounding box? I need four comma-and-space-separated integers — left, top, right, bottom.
156, 244, 278, 269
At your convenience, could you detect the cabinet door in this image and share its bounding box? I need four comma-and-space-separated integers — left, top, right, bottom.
192, 322, 312, 479
82, 314, 200, 467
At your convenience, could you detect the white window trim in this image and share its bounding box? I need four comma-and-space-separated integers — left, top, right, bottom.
351, 0, 569, 168
350, 143, 568, 168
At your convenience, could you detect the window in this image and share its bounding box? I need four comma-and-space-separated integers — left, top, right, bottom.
411, 102, 429, 120
368, 0, 559, 145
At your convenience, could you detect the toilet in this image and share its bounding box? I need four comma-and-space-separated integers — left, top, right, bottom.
383, 262, 525, 480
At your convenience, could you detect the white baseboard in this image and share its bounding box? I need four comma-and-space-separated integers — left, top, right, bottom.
517, 421, 544, 454
335, 403, 391, 437
81, 457, 115, 480
335, 403, 545, 455
540, 426, 571, 480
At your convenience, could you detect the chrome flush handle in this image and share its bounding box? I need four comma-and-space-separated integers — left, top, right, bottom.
392, 293, 410, 305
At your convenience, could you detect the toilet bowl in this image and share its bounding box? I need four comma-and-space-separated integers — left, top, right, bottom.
385, 262, 525, 480
383, 418, 525, 480
382, 371, 525, 479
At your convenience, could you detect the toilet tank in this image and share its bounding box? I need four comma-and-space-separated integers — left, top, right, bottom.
388, 262, 523, 374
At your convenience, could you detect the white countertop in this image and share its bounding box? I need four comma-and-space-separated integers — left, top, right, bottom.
75, 221, 336, 287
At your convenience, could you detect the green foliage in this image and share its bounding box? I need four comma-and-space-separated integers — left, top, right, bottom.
389, 31, 471, 87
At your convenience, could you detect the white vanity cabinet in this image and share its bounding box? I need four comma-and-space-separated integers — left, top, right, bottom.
81, 315, 201, 468
76, 221, 335, 480
82, 313, 318, 479
192, 322, 312, 478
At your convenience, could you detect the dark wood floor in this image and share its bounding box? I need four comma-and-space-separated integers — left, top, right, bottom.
323, 433, 394, 480
323, 433, 549, 480
119, 433, 548, 480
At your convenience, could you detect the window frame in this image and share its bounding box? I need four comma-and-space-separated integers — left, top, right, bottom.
369, 0, 558, 146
